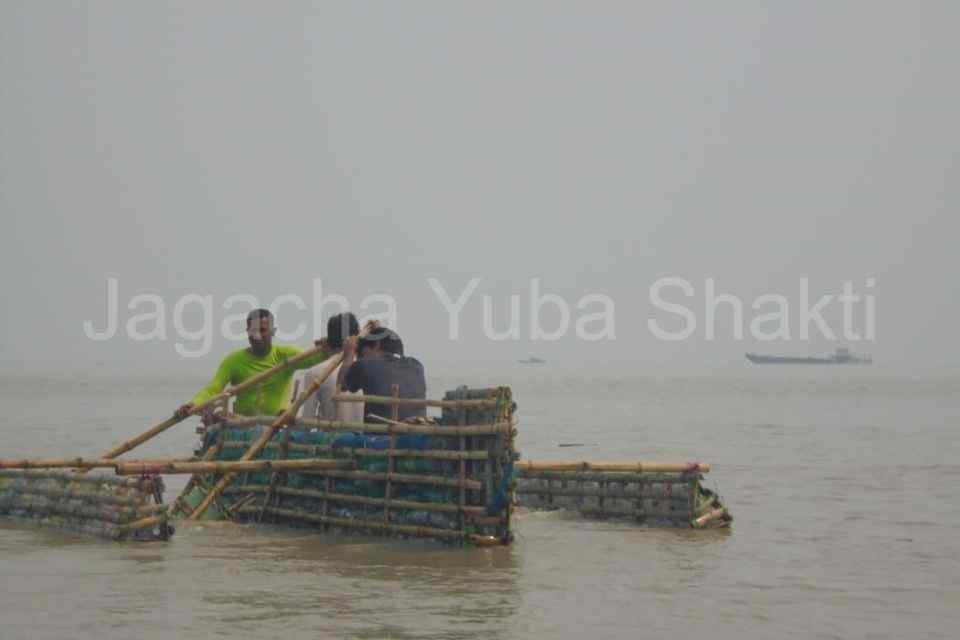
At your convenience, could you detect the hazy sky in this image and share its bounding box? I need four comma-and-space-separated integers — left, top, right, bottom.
1, 2, 956, 372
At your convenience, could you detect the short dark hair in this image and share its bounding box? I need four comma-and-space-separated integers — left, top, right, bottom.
359, 327, 404, 356
326, 312, 359, 349
246, 308, 274, 327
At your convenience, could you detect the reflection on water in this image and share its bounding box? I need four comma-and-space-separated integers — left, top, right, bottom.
2, 371, 960, 639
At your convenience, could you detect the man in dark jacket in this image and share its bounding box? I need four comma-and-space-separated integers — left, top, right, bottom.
339, 327, 426, 423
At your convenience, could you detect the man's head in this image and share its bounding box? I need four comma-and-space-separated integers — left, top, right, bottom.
326, 312, 360, 350
358, 327, 404, 358
246, 308, 276, 353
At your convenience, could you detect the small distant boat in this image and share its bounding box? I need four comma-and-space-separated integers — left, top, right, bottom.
746, 347, 872, 365
517, 356, 546, 365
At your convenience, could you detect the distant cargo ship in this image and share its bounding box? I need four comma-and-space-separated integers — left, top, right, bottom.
518, 356, 546, 365
745, 347, 872, 365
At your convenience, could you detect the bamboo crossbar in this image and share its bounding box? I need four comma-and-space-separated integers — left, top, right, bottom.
300, 468, 484, 491
0, 469, 154, 487
226, 485, 489, 516
332, 394, 498, 408
223, 416, 512, 436
517, 471, 700, 484
237, 505, 501, 545
517, 486, 693, 501
516, 460, 711, 474
115, 458, 355, 476
239, 505, 462, 537
0, 457, 192, 471
218, 441, 490, 461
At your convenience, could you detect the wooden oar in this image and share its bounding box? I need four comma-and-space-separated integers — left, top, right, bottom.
188, 351, 346, 520
93, 344, 329, 465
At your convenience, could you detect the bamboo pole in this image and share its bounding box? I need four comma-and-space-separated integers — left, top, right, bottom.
224, 492, 259, 519
188, 345, 349, 520
515, 461, 711, 474
502, 388, 515, 543
458, 405, 467, 538
332, 394, 497, 409
0, 469, 143, 486
218, 441, 488, 461
301, 469, 484, 491
237, 505, 504, 545
172, 436, 224, 517
383, 385, 400, 526
95, 344, 330, 463
0, 457, 192, 470
226, 485, 489, 516
224, 416, 513, 436
516, 470, 698, 484
516, 485, 694, 501
116, 458, 354, 476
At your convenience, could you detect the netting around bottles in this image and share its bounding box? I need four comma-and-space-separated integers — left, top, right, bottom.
0, 470, 173, 540
176, 386, 517, 545
515, 469, 731, 528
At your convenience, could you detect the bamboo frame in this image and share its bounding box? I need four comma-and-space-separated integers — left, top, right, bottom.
515, 461, 711, 474
517, 471, 700, 484
176, 379, 513, 541
301, 468, 484, 491
225, 485, 488, 516
0, 457, 192, 471
332, 394, 498, 409
382, 385, 400, 526
218, 441, 489, 461
224, 416, 512, 436
517, 485, 694, 501
116, 458, 354, 476
458, 406, 467, 537
499, 387, 515, 543
237, 505, 505, 546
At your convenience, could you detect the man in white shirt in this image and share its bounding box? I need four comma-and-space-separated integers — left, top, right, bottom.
299, 312, 364, 423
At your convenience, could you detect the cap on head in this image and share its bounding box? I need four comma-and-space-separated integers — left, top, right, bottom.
359, 327, 404, 356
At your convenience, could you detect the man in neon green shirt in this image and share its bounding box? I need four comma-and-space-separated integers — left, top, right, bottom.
175, 309, 331, 417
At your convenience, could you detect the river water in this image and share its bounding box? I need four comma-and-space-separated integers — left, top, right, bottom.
1, 365, 958, 639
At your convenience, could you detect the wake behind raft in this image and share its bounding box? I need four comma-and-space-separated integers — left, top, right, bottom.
0, 386, 732, 543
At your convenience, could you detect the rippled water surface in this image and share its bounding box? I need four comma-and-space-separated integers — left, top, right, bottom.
1, 366, 958, 639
